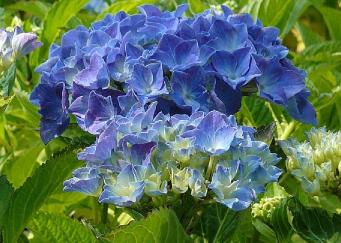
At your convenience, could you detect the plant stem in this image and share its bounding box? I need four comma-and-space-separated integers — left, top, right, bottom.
280, 121, 296, 140
92, 197, 100, 224
279, 172, 290, 185
205, 156, 215, 179
101, 203, 108, 225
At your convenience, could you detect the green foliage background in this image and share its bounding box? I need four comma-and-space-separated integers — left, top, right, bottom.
0, 0, 340, 242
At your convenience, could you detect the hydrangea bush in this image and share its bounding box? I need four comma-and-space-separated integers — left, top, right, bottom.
30, 5, 316, 211
3, 0, 341, 242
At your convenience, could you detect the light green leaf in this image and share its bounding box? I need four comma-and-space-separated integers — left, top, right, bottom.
105, 208, 190, 243
188, 0, 208, 14
98, 0, 158, 20
244, 0, 310, 36
30, 0, 89, 67
2, 145, 44, 188
318, 6, 341, 40
295, 40, 341, 68
0, 95, 14, 114
28, 212, 96, 243
0, 63, 16, 97
5, 1, 50, 19
263, 183, 290, 198
295, 22, 324, 47
1, 148, 82, 243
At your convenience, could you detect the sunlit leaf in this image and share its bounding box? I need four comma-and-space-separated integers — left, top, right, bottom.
28, 212, 96, 242
104, 208, 190, 243
1, 148, 83, 243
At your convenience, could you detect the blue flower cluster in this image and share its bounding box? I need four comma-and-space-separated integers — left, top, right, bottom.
31, 5, 315, 210
31, 4, 316, 144
64, 106, 281, 210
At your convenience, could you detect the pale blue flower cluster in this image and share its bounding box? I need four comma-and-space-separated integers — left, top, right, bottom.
63, 103, 281, 210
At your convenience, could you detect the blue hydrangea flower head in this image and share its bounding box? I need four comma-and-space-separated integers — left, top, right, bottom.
30, 4, 316, 211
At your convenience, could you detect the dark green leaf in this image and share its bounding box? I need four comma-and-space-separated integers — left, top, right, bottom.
230, 209, 254, 243
105, 208, 190, 243
288, 199, 336, 242
271, 199, 293, 242
1, 148, 83, 243
28, 212, 96, 242
254, 123, 276, 145
194, 203, 239, 243
0, 176, 14, 226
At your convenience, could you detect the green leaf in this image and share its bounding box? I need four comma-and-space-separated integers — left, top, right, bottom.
30, 0, 89, 67
244, 0, 310, 36
271, 199, 293, 242
238, 96, 273, 127
105, 208, 190, 243
0, 176, 14, 226
0, 95, 14, 114
1, 148, 83, 243
295, 40, 341, 68
318, 6, 341, 40
230, 209, 254, 243
5, 1, 50, 19
252, 219, 277, 242
194, 203, 239, 243
288, 199, 336, 242
254, 123, 276, 145
295, 22, 324, 47
2, 145, 44, 188
188, 0, 208, 14
98, 0, 158, 20
28, 212, 96, 242
0, 63, 16, 97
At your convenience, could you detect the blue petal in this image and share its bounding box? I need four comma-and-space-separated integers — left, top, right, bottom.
208, 20, 248, 51
84, 91, 116, 134
63, 167, 101, 195
74, 54, 109, 89
285, 90, 317, 125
